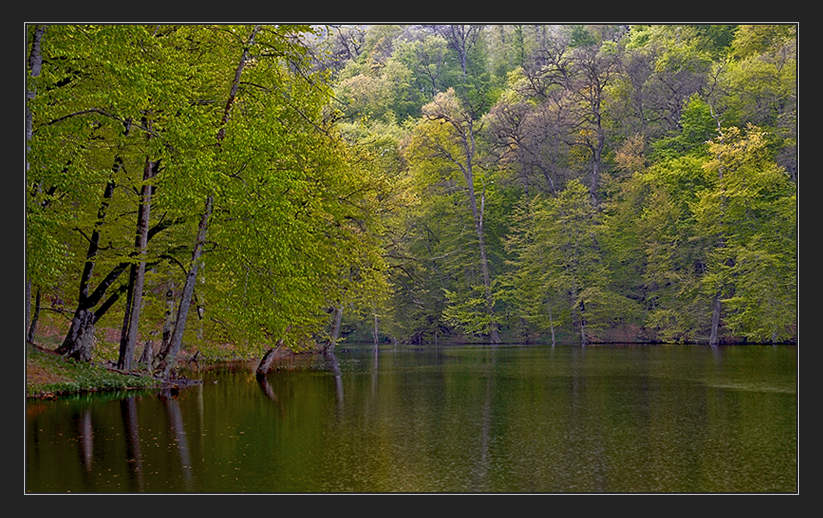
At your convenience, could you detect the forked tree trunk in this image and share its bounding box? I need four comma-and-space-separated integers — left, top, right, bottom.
56, 178, 116, 360
117, 157, 159, 371
60, 309, 96, 362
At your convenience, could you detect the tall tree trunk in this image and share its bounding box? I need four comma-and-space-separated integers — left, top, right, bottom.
117, 157, 159, 371
156, 25, 260, 378
449, 25, 499, 342
26, 25, 45, 172
709, 291, 722, 347
548, 305, 556, 348
118, 265, 135, 364
26, 26, 45, 340
469, 191, 499, 343
160, 281, 176, 354
591, 137, 603, 206
27, 288, 41, 343
464, 123, 500, 344
372, 312, 379, 347
25, 281, 33, 342
156, 196, 213, 377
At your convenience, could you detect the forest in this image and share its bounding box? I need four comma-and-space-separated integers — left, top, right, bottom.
24, 24, 797, 377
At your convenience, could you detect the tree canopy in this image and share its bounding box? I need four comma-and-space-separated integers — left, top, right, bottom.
26, 23, 797, 371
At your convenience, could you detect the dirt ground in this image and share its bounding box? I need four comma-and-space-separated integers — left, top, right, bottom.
26, 356, 71, 386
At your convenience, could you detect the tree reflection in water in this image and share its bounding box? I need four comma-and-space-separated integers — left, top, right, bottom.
120, 397, 144, 491
160, 391, 193, 490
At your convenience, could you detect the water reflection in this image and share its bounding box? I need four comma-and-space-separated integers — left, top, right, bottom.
26, 344, 797, 493
256, 374, 279, 403
76, 408, 93, 474
120, 397, 143, 491
472, 347, 496, 489
371, 342, 378, 397
326, 351, 344, 415
160, 392, 193, 490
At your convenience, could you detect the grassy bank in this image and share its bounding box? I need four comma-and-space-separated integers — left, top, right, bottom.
26, 343, 164, 399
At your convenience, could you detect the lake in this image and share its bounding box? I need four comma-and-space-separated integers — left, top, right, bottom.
25, 344, 797, 493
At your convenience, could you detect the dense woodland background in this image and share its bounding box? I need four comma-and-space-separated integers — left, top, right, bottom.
25, 24, 797, 373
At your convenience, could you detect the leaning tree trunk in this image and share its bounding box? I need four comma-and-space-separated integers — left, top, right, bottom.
155, 25, 260, 379
256, 325, 291, 377
256, 346, 282, 378
327, 305, 344, 354
155, 196, 213, 378
117, 157, 159, 371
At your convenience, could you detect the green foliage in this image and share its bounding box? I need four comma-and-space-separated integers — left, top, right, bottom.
569, 25, 598, 48
627, 155, 715, 342
694, 125, 796, 342
650, 96, 718, 160
27, 23, 797, 358
501, 180, 641, 343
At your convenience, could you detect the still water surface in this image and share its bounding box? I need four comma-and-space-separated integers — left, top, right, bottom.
26, 344, 797, 493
